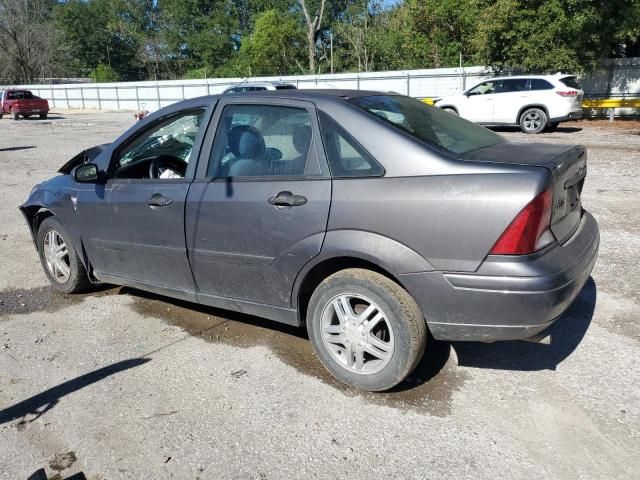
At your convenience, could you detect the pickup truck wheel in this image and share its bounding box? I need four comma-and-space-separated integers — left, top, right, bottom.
11, 110, 19, 120
37, 217, 92, 294
40, 113, 48, 119
520, 108, 547, 134
307, 268, 427, 392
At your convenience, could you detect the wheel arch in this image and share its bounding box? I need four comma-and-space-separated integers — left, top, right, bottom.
294, 256, 404, 326
19, 204, 54, 246
439, 105, 459, 114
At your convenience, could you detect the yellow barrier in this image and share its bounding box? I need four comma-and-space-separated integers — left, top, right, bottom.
582, 98, 640, 108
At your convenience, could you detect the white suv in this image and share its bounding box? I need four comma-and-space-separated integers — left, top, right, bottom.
434, 74, 583, 134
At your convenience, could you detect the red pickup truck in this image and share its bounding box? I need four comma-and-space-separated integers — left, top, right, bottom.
0, 89, 49, 120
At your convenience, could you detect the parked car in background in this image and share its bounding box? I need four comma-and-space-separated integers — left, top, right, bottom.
0, 89, 49, 120
222, 82, 297, 94
21, 90, 598, 391
434, 74, 583, 134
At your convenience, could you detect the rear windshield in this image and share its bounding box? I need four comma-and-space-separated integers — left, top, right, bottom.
7, 90, 34, 100
349, 95, 504, 156
559, 76, 581, 89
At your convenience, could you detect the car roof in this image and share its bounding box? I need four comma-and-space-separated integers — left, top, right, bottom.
484, 74, 576, 81
225, 81, 296, 88
219, 88, 388, 99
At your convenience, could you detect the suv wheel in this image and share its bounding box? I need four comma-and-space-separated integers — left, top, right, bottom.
37, 217, 92, 293
307, 269, 427, 391
520, 108, 547, 134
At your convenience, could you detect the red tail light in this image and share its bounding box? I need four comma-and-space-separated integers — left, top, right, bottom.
556, 90, 578, 97
490, 188, 554, 255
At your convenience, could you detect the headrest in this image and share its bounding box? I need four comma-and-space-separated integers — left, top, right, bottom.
293, 125, 312, 155
238, 130, 265, 159
228, 125, 251, 156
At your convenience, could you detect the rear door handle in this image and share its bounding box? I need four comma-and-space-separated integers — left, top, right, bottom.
145, 193, 173, 207
268, 191, 307, 207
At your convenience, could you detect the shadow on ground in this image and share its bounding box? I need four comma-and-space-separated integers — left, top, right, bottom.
0, 358, 150, 426
0, 146, 36, 152
489, 126, 583, 134
453, 277, 596, 371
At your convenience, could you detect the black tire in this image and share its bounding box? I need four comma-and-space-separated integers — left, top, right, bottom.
519, 107, 547, 134
442, 107, 458, 116
23, 114, 31, 119
545, 122, 559, 132
40, 113, 48, 119
37, 217, 92, 294
307, 268, 427, 391
11, 110, 19, 120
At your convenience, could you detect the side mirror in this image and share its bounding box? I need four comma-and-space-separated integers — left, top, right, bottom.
75, 163, 100, 183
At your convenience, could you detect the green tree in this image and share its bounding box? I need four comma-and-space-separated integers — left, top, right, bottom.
238, 9, 306, 75
474, 0, 637, 74
53, 0, 144, 79
404, 0, 480, 68
91, 63, 119, 82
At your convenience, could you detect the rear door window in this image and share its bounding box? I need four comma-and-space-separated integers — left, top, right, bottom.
208, 104, 313, 178
498, 79, 528, 93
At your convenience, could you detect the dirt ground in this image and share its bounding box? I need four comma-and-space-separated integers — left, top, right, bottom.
0, 111, 639, 479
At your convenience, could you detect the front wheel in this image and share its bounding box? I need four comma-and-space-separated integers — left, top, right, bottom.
307, 269, 427, 391
37, 217, 92, 293
520, 108, 547, 134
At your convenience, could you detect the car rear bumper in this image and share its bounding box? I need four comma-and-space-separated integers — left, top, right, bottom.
550, 110, 583, 123
398, 211, 599, 342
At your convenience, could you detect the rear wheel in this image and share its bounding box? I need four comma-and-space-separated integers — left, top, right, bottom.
40, 113, 48, 119
37, 217, 92, 294
307, 268, 427, 391
519, 108, 547, 134
11, 110, 19, 120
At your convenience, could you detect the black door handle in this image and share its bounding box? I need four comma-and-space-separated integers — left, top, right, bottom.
145, 193, 173, 207
268, 191, 307, 207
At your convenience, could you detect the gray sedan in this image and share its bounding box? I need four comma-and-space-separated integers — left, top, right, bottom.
21, 90, 599, 391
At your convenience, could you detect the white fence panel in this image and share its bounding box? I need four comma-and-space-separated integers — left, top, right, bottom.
2, 62, 638, 115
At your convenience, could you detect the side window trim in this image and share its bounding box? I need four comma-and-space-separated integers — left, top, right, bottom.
195, 98, 330, 181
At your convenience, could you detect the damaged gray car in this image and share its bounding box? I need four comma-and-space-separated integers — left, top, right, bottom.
21, 90, 599, 391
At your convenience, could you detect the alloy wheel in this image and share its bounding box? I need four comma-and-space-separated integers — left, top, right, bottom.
43, 229, 70, 283
523, 111, 543, 132
320, 293, 395, 375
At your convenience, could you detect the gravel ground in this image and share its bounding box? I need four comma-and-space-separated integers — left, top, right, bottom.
0, 112, 639, 480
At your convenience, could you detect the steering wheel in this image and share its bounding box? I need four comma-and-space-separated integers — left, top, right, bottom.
149, 155, 188, 179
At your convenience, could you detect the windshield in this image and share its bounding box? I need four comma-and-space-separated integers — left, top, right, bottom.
349, 95, 504, 155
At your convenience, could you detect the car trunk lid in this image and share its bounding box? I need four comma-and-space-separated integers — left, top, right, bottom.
462, 142, 587, 244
